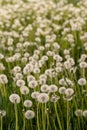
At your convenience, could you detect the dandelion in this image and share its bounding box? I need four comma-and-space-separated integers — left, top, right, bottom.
20, 86, 29, 95
0, 110, 6, 117
15, 73, 23, 80
12, 66, 21, 75
41, 84, 49, 93
24, 110, 35, 120
50, 95, 60, 102
49, 84, 58, 93
0, 63, 5, 71
0, 74, 8, 84
9, 94, 20, 104
37, 93, 49, 103
9, 93, 20, 130
65, 88, 74, 97
31, 91, 40, 99
0, 110, 6, 130
27, 75, 35, 82
75, 109, 83, 117
59, 87, 66, 94
16, 79, 25, 87
24, 100, 32, 108
79, 62, 87, 68
78, 78, 86, 86
83, 110, 87, 117
28, 80, 38, 89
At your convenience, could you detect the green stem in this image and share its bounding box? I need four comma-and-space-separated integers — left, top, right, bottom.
14, 104, 18, 130
23, 116, 25, 130
67, 101, 69, 130
47, 113, 49, 130
0, 116, 3, 130
37, 103, 40, 130
42, 104, 45, 130
54, 103, 62, 130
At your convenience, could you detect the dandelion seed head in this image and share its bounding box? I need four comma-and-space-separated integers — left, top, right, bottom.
24, 110, 35, 119
75, 109, 83, 117
9, 94, 20, 104
31, 91, 40, 99
24, 100, 32, 108
78, 78, 86, 86
37, 93, 49, 103
83, 110, 87, 117
20, 86, 29, 95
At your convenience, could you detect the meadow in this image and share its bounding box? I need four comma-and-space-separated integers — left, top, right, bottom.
0, 0, 87, 130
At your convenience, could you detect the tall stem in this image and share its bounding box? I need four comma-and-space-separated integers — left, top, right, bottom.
0, 116, 3, 130
54, 103, 62, 130
67, 101, 69, 130
42, 104, 45, 130
14, 104, 18, 130
37, 103, 40, 130
23, 116, 25, 130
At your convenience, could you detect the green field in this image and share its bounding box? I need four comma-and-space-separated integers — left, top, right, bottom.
0, 0, 87, 130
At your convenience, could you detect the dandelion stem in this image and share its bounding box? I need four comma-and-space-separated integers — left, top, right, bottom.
67, 101, 69, 130
0, 116, 3, 130
42, 104, 45, 130
47, 113, 49, 130
37, 103, 40, 130
14, 103, 19, 130
54, 103, 62, 130
23, 116, 25, 130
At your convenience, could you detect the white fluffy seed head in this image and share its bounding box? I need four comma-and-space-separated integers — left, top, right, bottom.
16, 79, 25, 87
20, 86, 29, 95
49, 84, 58, 93
65, 88, 74, 96
15, 73, 23, 80
83, 110, 87, 117
37, 93, 49, 103
75, 109, 83, 117
78, 78, 86, 86
27, 75, 35, 82
28, 80, 38, 88
41, 84, 49, 93
0, 74, 8, 84
59, 87, 66, 94
50, 95, 60, 102
31, 91, 40, 99
9, 94, 20, 104
24, 100, 32, 108
0, 110, 6, 117
24, 110, 35, 119
79, 62, 87, 68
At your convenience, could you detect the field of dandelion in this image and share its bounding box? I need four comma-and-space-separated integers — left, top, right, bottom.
0, 0, 87, 130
